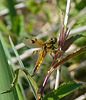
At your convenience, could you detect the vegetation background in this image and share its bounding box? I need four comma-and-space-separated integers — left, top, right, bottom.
0, 0, 86, 100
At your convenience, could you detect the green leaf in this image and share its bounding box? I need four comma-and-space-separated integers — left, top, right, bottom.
12, 16, 20, 35
9, 36, 39, 100
44, 8, 51, 22
62, 34, 84, 51
0, 67, 39, 100
0, 20, 11, 34
6, 0, 19, 34
0, 36, 18, 100
22, 68, 39, 98
1, 69, 19, 94
19, 15, 25, 39
26, 0, 41, 14
43, 82, 85, 100
0, 32, 26, 100
53, 46, 86, 69
27, 20, 34, 33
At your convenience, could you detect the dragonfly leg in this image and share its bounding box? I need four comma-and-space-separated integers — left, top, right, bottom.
46, 49, 58, 59
50, 52, 54, 59
33, 50, 39, 54
33, 49, 42, 54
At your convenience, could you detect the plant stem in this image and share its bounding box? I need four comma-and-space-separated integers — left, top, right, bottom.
55, 66, 61, 89
40, 68, 54, 98
55, 0, 71, 89
64, 0, 71, 26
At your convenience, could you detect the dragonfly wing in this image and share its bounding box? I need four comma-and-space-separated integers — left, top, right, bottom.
46, 49, 64, 59
33, 49, 42, 54
23, 37, 44, 48
46, 49, 58, 54
32, 50, 46, 76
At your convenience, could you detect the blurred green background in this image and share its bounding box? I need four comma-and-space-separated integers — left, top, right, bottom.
0, 0, 86, 100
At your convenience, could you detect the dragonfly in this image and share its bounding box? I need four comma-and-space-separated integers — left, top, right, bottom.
23, 36, 58, 76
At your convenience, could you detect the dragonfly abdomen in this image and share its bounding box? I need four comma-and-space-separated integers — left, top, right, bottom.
31, 51, 46, 77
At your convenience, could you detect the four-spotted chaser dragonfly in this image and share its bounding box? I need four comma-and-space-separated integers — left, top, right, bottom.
23, 37, 58, 76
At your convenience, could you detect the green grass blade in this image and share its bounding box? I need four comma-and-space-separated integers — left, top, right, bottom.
6, 0, 19, 34
19, 15, 25, 40
1, 69, 19, 94
9, 36, 24, 68
9, 36, 39, 100
6, 0, 16, 20
0, 38, 18, 100
43, 82, 85, 100
0, 32, 26, 100
0, 21, 11, 34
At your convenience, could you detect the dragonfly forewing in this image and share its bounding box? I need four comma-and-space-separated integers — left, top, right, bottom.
23, 37, 44, 48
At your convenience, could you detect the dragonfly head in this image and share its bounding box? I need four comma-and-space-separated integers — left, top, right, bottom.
51, 37, 57, 44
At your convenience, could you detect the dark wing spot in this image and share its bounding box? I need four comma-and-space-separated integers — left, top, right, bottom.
31, 40, 35, 43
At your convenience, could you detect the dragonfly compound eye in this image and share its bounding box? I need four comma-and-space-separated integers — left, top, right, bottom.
51, 37, 57, 43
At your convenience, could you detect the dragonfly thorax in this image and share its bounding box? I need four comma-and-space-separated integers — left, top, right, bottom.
44, 37, 57, 49
44, 43, 53, 49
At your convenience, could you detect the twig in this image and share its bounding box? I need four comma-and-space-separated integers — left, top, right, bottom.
0, 3, 26, 16
68, 60, 86, 72
36, 25, 60, 39
70, 26, 86, 35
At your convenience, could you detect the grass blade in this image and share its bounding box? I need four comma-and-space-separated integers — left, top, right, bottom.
9, 36, 39, 100
6, 0, 19, 34
0, 37, 18, 100
0, 32, 26, 100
